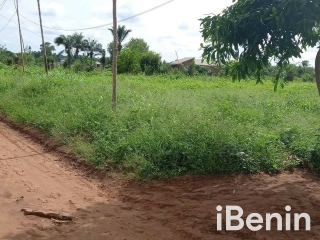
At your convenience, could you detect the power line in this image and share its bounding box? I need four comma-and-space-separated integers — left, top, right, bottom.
0, 13, 41, 37
0, 10, 15, 33
19, 0, 174, 32
0, 0, 174, 44
0, 0, 6, 10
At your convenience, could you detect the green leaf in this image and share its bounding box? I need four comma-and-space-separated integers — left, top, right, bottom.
272, 7, 277, 14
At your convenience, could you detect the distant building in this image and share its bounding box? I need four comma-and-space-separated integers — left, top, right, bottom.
95, 61, 102, 68
170, 57, 220, 74
170, 57, 195, 71
194, 59, 220, 74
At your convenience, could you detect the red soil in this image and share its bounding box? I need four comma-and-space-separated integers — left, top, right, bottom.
1, 121, 320, 240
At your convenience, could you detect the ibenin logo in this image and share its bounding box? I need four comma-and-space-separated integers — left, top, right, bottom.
216, 205, 311, 231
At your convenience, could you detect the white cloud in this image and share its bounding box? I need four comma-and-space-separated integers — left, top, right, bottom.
38, 2, 66, 17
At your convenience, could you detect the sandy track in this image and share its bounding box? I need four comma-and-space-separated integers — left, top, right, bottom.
1, 120, 320, 240
0, 121, 108, 239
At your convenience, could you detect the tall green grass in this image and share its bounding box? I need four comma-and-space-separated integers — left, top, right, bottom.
0, 67, 319, 179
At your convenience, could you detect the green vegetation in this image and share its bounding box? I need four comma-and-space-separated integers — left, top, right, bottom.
108, 25, 132, 53
54, 32, 103, 70
0, 67, 319, 179
125, 38, 150, 54
200, 0, 320, 93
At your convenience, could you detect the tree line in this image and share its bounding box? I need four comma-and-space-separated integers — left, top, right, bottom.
0, 24, 171, 75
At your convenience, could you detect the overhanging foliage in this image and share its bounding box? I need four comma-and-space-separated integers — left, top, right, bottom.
200, 0, 320, 89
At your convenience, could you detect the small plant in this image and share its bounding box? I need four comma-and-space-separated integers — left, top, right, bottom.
279, 128, 298, 149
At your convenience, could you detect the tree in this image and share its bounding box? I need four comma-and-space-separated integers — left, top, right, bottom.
31, 50, 42, 59
108, 25, 132, 52
85, 39, 102, 60
302, 60, 310, 69
200, 0, 320, 94
40, 42, 55, 56
302, 60, 310, 74
0, 45, 16, 65
100, 49, 106, 67
54, 34, 74, 67
24, 45, 32, 54
71, 32, 86, 59
107, 41, 114, 63
125, 38, 149, 53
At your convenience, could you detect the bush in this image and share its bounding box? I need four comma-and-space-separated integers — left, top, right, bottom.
196, 65, 209, 75
117, 49, 141, 74
0, 45, 16, 66
62, 61, 69, 69
140, 51, 161, 75
159, 61, 172, 74
285, 64, 295, 81
73, 57, 95, 73
186, 60, 196, 76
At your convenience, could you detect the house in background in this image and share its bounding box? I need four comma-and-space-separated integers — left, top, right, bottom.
95, 61, 102, 68
170, 57, 195, 70
194, 59, 220, 74
170, 57, 220, 74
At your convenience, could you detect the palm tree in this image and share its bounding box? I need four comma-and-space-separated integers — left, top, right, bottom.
71, 32, 86, 59
54, 34, 74, 67
40, 42, 55, 56
302, 60, 310, 73
85, 39, 102, 60
108, 25, 132, 52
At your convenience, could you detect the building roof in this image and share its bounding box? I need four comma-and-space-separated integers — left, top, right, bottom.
170, 57, 195, 65
194, 59, 214, 66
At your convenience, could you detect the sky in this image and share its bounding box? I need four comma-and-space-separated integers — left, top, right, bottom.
0, 0, 317, 65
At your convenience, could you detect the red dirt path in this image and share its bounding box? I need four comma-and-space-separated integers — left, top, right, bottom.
1, 121, 320, 240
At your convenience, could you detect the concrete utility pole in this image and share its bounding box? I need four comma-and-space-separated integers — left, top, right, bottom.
37, 0, 48, 75
112, 0, 118, 110
15, 0, 25, 72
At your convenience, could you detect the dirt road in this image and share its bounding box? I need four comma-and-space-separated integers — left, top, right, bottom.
1, 121, 320, 240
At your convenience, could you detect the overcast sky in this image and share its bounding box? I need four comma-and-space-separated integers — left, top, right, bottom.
0, 0, 317, 64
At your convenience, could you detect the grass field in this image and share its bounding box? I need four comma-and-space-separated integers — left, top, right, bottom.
0, 66, 319, 179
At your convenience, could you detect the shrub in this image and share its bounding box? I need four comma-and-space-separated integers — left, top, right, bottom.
159, 61, 172, 74
73, 57, 95, 73
186, 60, 196, 76
62, 60, 69, 69
140, 51, 161, 75
117, 49, 141, 74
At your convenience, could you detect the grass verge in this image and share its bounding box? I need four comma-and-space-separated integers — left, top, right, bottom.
0, 67, 319, 179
